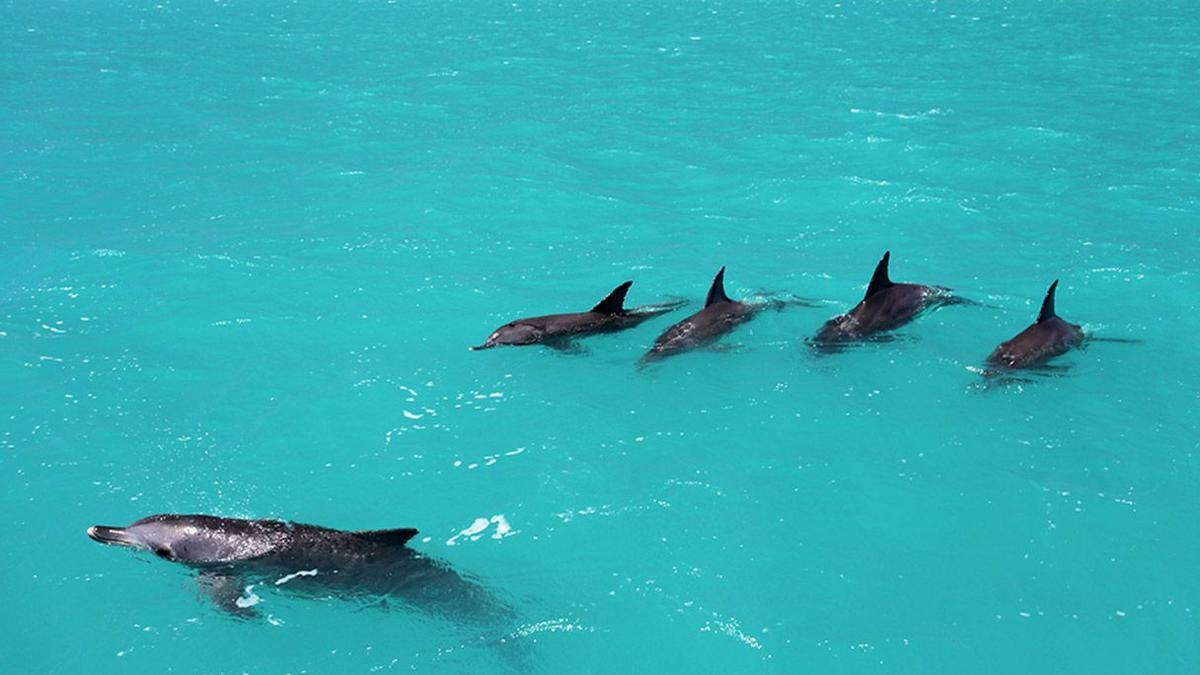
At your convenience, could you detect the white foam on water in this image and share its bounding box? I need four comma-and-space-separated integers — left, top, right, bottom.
445, 514, 517, 545
236, 585, 262, 608
275, 569, 318, 586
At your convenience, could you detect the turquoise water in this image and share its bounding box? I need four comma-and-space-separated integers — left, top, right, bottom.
3, 1, 1199, 671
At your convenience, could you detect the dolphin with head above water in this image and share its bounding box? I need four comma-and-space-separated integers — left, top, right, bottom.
471, 280, 684, 351
986, 280, 1084, 370
640, 267, 763, 363
810, 251, 965, 350
88, 514, 508, 623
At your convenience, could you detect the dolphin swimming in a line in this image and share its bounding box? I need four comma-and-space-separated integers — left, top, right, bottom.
810, 251, 971, 351
472, 281, 684, 351
641, 267, 808, 363
986, 280, 1084, 370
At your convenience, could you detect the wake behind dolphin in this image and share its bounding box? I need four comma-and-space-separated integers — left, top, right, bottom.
88, 514, 510, 625
472, 280, 685, 351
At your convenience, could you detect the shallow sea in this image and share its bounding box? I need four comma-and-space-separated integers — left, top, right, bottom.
2, 1, 1199, 672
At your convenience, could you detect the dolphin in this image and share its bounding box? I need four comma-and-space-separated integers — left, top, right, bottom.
640, 267, 762, 363
810, 251, 963, 350
986, 280, 1084, 369
88, 514, 508, 623
471, 280, 684, 351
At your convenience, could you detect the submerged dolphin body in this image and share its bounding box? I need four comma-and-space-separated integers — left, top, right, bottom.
986, 280, 1084, 370
641, 267, 761, 362
810, 251, 962, 350
88, 514, 507, 623
471, 281, 684, 351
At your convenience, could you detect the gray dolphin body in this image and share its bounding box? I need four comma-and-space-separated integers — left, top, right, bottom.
986, 280, 1083, 369
641, 267, 760, 362
88, 514, 507, 622
811, 251, 959, 350
472, 281, 683, 350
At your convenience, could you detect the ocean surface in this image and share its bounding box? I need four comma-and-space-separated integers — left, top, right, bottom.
2, 1, 1198, 672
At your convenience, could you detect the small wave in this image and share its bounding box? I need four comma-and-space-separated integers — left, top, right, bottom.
195, 253, 259, 268
841, 175, 890, 186
508, 618, 594, 639
849, 107, 948, 120
701, 615, 764, 650
451, 445, 525, 470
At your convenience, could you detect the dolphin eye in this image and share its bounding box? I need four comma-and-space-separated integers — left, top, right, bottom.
153, 547, 174, 560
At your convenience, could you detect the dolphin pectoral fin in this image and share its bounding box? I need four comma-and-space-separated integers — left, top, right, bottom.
933, 291, 1001, 310
635, 353, 659, 371
751, 291, 821, 309
196, 572, 259, 619
866, 332, 912, 345
941, 296, 994, 309
544, 338, 589, 356
971, 371, 1036, 392
973, 362, 1075, 390
354, 596, 393, 613
777, 296, 821, 309
1029, 363, 1074, 375
707, 342, 747, 353
805, 337, 849, 356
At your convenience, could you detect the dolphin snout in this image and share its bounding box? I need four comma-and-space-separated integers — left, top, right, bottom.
469, 338, 497, 351
88, 525, 136, 546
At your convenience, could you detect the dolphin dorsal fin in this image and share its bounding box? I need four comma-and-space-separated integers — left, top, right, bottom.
864, 251, 893, 300
1037, 280, 1059, 322
705, 267, 731, 307
353, 528, 419, 547
590, 281, 633, 314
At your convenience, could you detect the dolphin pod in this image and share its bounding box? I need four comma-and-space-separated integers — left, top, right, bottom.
88, 254, 1126, 624
474, 251, 1111, 372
